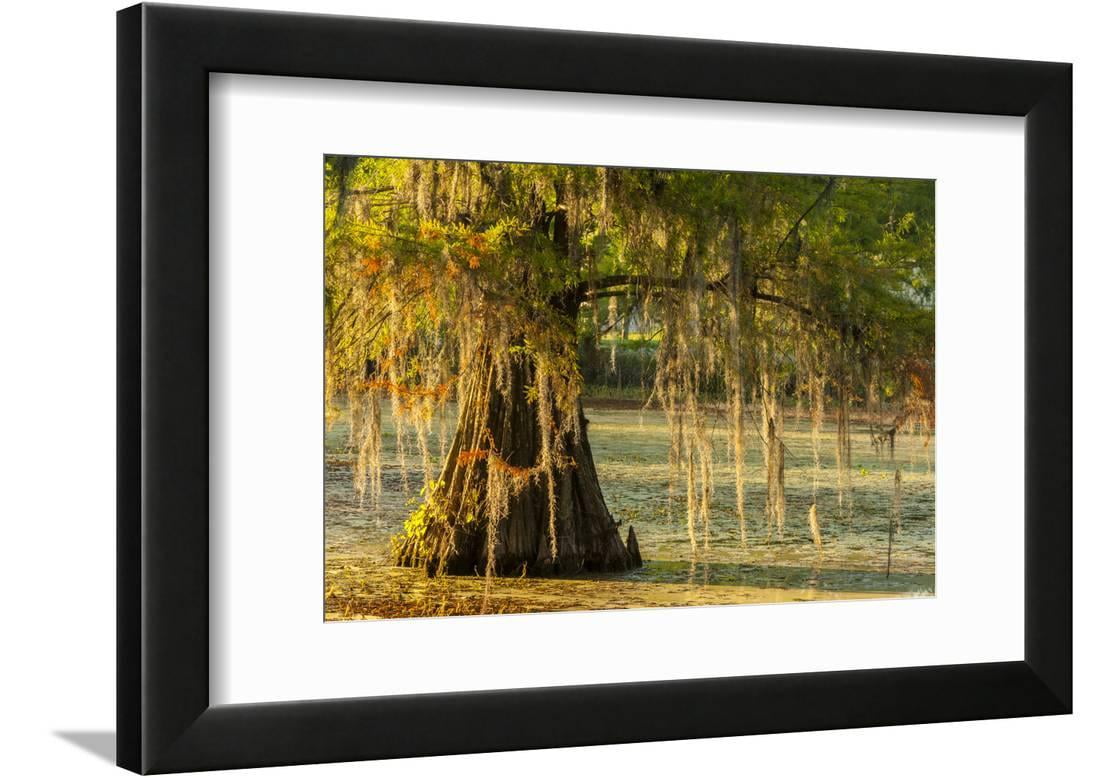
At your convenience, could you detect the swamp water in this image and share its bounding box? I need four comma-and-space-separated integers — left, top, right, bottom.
325, 402, 934, 620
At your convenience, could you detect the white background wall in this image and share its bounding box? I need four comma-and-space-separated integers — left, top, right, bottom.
0, 1, 1090, 776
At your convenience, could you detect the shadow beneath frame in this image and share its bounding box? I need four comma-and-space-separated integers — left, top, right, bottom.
54, 731, 115, 764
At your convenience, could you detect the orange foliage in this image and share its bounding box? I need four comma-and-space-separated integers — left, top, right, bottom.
487, 454, 539, 481
418, 223, 444, 241
457, 447, 539, 482
357, 375, 454, 404
457, 448, 491, 465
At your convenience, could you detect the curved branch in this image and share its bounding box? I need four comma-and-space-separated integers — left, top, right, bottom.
569, 272, 814, 320
750, 289, 815, 319
775, 177, 836, 258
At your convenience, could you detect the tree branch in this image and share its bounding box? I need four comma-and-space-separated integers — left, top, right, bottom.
572, 272, 814, 319
750, 289, 815, 318
774, 177, 836, 258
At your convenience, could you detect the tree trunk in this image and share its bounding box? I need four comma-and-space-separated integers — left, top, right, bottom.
393, 346, 642, 577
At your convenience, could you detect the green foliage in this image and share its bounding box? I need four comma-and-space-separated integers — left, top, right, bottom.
324, 154, 934, 425
391, 480, 455, 558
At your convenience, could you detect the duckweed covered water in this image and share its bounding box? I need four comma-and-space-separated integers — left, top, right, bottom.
325, 402, 934, 620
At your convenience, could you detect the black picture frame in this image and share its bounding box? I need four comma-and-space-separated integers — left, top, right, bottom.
117, 3, 1072, 774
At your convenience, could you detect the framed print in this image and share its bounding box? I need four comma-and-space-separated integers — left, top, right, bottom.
117, 3, 1071, 773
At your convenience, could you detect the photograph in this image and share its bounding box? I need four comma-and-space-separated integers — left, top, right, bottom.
323, 156, 936, 620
